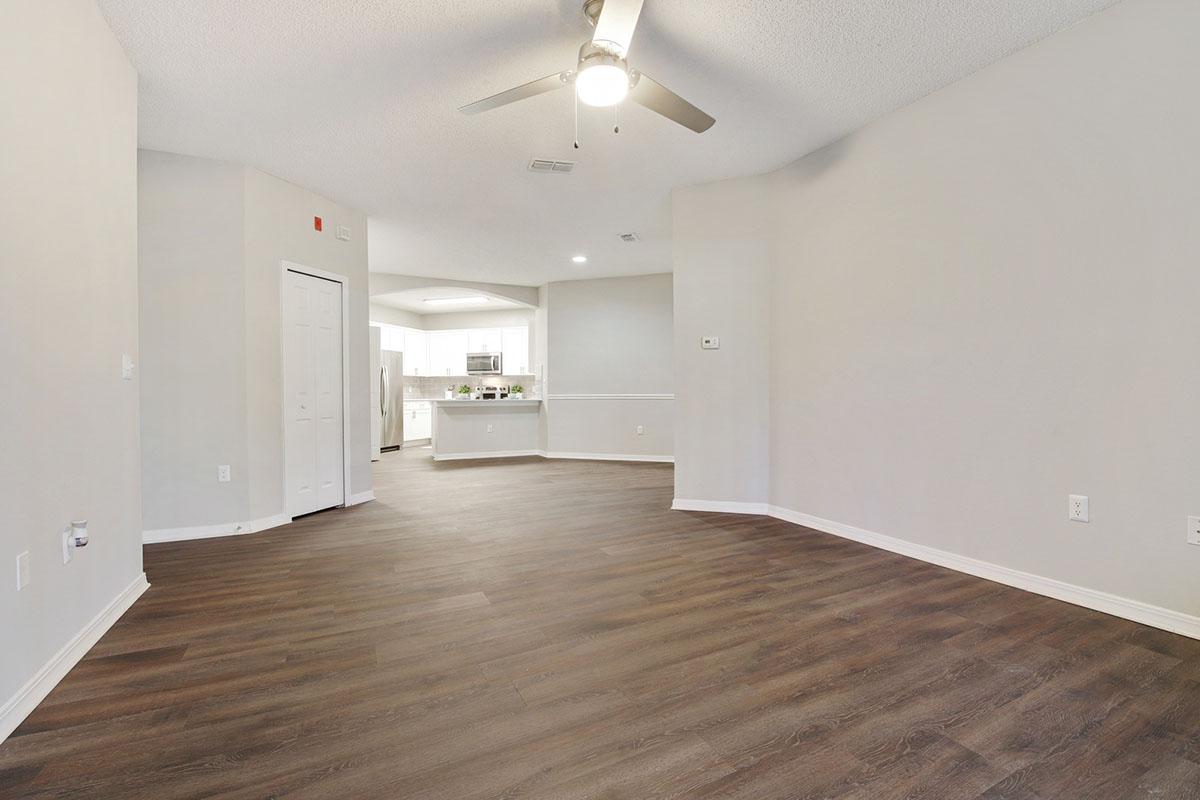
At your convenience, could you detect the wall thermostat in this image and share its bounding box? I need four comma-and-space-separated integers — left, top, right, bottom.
701, 336, 720, 350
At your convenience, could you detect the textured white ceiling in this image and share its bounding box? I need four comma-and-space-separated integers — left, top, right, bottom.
97, 0, 1117, 286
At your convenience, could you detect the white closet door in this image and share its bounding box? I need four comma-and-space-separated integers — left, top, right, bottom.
284, 269, 345, 517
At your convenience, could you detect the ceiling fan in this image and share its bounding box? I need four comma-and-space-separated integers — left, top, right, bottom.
459, 0, 715, 136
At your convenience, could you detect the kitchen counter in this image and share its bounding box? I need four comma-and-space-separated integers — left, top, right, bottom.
432, 398, 541, 406
432, 398, 541, 461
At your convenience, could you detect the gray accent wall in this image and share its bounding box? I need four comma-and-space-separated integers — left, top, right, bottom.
543, 274, 674, 459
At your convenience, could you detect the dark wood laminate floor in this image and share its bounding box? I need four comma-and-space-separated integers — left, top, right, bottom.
3, 448, 1199, 799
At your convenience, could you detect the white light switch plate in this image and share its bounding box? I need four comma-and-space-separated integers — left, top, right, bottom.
1188, 516, 1200, 546
1069, 494, 1089, 523
336, 225, 351, 241
701, 336, 720, 350
62, 529, 73, 564
121, 353, 134, 380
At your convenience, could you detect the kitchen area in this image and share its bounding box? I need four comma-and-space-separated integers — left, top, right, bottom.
370, 291, 543, 461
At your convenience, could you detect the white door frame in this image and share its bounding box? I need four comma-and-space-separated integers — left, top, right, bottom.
280, 260, 352, 515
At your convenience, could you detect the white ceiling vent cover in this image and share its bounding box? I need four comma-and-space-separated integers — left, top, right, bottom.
529, 158, 575, 174
618, 232, 639, 243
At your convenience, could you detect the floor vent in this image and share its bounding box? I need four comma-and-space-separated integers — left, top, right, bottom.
529, 158, 576, 173
618, 232, 639, 243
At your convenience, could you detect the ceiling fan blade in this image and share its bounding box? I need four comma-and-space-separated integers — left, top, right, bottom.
628, 72, 715, 133
591, 0, 644, 58
459, 72, 571, 115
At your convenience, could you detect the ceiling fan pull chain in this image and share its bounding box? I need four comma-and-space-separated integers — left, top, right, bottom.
574, 90, 581, 149
614, 103, 620, 134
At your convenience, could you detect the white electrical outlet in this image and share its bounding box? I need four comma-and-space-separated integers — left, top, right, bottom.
701, 336, 720, 350
16, 551, 30, 590
1188, 516, 1200, 546
486, 424, 493, 433
636, 425, 645, 435
218, 465, 231, 482
121, 353, 135, 380
1069, 494, 1089, 523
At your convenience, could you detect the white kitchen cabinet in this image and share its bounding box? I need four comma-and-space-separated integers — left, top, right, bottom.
404, 401, 432, 441
501, 327, 529, 374
427, 330, 468, 376
466, 328, 501, 353
402, 329, 427, 376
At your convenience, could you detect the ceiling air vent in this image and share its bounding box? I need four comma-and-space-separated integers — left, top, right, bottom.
528, 158, 575, 174
618, 232, 640, 243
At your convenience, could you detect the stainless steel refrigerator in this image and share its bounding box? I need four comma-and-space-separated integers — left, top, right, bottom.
380, 351, 405, 451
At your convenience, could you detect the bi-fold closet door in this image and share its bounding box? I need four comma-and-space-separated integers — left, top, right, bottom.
283, 268, 345, 518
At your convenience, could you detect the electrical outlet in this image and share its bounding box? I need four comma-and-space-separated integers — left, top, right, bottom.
701, 336, 720, 350
218, 465, 231, 483
636, 425, 645, 436
1069, 494, 1089, 523
486, 424, 493, 433
1188, 516, 1200, 546
16, 551, 30, 590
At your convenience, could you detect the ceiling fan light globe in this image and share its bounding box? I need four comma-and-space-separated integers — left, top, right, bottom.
576, 63, 629, 107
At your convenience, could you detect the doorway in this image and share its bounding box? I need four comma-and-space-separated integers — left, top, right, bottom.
282, 266, 347, 518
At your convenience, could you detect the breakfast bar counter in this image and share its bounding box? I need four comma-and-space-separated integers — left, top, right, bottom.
431, 399, 542, 461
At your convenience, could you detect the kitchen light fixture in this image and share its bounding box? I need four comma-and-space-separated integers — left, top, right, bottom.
572, 255, 588, 264
424, 296, 489, 307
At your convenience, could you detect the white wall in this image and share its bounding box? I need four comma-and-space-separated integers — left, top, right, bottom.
673, 0, 1200, 628
0, 0, 145, 737
672, 178, 772, 503
543, 274, 674, 459
138, 151, 371, 535
243, 167, 371, 520
368, 304, 421, 329
419, 309, 533, 331
138, 152, 249, 530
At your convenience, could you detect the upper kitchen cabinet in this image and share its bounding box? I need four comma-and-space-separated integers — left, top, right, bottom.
428, 330, 468, 376
467, 329, 501, 353
502, 327, 529, 375
402, 329, 427, 376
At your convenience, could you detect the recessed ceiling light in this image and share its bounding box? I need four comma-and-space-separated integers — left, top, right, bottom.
572, 255, 588, 264
424, 296, 489, 307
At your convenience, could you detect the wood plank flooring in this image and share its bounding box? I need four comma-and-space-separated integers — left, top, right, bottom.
2, 447, 1199, 799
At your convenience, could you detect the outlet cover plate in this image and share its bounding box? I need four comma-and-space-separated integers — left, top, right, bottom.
1188, 516, 1200, 546
1069, 494, 1089, 523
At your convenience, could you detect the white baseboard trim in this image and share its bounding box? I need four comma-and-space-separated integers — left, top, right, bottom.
754, 504, 1199, 640
143, 513, 290, 544
1, 572, 149, 742
346, 490, 375, 506
434, 449, 542, 462
671, 498, 768, 514
546, 451, 674, 463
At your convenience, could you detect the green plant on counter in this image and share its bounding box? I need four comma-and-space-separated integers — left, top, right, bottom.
510, 385, 524, 394
457, 384, 472, 395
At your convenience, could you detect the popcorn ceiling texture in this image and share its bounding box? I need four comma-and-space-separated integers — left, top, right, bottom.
97, 0, 1117, 285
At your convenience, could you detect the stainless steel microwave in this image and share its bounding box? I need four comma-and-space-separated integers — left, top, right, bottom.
466, 352, 502, 375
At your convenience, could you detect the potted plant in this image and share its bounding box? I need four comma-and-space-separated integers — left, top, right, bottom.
456, 384, 472, 399
510, 384, 524, 400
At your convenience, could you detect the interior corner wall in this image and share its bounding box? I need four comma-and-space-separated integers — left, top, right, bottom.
138, 154, 371, 534
673, 0, 1200, 626
671, 177, 772, 505
0, 0, 145, 737
542, 274, 674, 460
138, 151, 250, 531
243, 167, 371, 518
